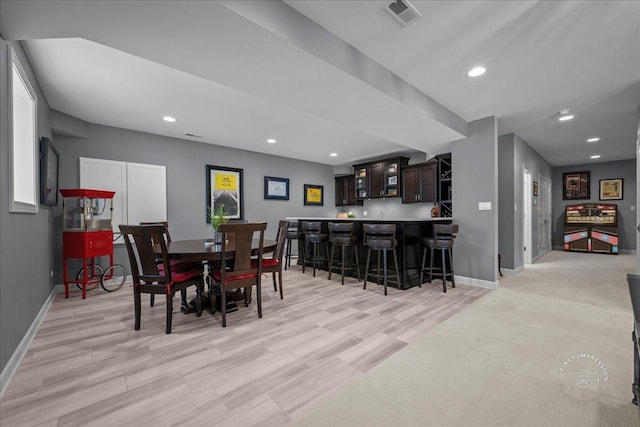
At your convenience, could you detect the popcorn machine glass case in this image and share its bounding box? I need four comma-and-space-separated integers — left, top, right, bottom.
61, 189, 116, 298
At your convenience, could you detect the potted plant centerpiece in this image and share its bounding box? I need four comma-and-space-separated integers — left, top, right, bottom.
208, 204, 228, 244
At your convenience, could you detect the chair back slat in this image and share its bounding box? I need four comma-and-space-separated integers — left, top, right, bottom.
628, 274, 640, 322
363, 223, 397, 249
273, 220, 289, 261
302, 221, 324, 243
219, 222, 267, 282
140, 221, 171, 244
329, 222, 355, 245
433, 223, 458, 239
120, 224, 171, 284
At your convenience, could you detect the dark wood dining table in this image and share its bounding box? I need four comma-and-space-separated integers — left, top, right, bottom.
161, 238, 277, 262
158, 238, 277, 312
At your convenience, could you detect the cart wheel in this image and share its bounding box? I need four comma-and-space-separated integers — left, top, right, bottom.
101, 264, 127, 292
75, 264, 104, 291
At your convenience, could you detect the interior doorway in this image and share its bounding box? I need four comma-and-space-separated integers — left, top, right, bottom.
523, 168, 532, 265
538, 176, 552, 254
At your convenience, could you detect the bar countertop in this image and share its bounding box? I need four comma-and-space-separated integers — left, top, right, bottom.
286, 217, 452, 222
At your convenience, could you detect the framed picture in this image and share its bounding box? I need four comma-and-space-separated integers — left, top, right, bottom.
264, 176, 289, 200
39, 137, 59, 206
562, 171, 590, 200
304, 184, 323, 206
533, 181, 538, 197
599, 178, 623, 200
388, 176, 397, 186
206, 165, 243, 221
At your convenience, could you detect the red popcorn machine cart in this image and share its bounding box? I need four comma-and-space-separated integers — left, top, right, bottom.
61, 189, 126, 298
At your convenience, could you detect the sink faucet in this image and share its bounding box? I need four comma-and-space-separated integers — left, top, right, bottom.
379, 211, 384, 219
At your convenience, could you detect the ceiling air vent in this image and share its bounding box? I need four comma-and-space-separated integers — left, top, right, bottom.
385, 0, 422, 27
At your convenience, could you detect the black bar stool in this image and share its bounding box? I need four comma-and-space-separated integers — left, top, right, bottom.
328, 222, 361, 285
363, 223, 400, 295
301, 221, 329, 277
419, 223, 459, 292
284, 221, 300, 270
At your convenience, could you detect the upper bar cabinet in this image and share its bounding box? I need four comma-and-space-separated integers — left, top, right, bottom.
402, 159, 438, 204
354, 156, 408, 200
335, 175, 361, 206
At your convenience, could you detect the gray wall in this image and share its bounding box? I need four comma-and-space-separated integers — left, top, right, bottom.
0, 40, 54, 374
498, 133, 554, 270
452, 116, 499, 285
498, 134, 516, 268
53, 121, 338, 279
553, 159, 636, 251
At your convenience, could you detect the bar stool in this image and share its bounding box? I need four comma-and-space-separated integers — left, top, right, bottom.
301, 221, 329, 277
419, 223, 459, 292
328, 222, 361, 285
284, 221, 300, 270
363, 223, 400, 295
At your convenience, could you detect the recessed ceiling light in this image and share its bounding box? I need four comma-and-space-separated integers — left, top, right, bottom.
163, 116, 176, 123
587, 137, 600, 143
590, 155, 601, 159
267, 138, 276, 144
467, 66, 486, 77
330, 153, 338, 157
558, 109, 574, 122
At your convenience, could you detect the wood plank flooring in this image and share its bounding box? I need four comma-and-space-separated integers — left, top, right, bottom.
0, 266, 488, 426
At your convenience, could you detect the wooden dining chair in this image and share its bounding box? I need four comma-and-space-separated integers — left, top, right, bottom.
140, 221, 201, 308
260, 220, 288, 299
119, 224, 204, 334
210, 222, 267, 327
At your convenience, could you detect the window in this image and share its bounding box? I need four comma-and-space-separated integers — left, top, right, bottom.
9, 47, 38, 213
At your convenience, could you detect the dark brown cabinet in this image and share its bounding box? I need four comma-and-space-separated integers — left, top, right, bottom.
335, 175, 360, 206
354, 157, 408, 200
401, 160, 437, 203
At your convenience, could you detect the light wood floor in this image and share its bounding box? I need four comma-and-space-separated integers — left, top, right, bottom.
0, 265, 488, 426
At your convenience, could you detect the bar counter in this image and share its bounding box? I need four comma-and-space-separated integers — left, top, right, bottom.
287, 217, 452, 289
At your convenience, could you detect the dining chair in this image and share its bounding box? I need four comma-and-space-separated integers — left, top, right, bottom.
627, 274, 640, 405
260, 220, 288, 299
140, 221, 201, 308
119, 224, 204, 334
210, 222, 267, 327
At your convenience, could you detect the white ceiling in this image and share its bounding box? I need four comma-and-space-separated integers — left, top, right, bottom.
1, 0, 638, 167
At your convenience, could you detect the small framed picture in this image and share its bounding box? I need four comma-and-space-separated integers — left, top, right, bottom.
39, 137, 59, 206
264, 176, 289, 200
388, 176, 397, 186
599, 178, 623, 200
533, 181, 538, 197
304, 184, 323, 206
206, 164, 243, 221
562, 171, 590, 200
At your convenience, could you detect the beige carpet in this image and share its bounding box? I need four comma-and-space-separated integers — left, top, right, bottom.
295, 251, 640, 426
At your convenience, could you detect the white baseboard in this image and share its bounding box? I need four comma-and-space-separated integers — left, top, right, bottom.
501, 265, 524, 276
454, 275, 499, 289
0, 285, 57, 399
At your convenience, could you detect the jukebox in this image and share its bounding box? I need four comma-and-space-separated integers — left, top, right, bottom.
563, 203, 619, 254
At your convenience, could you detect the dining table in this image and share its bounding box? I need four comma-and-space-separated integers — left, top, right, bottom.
161, 238, 277, 262
157, 238, 277, 314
